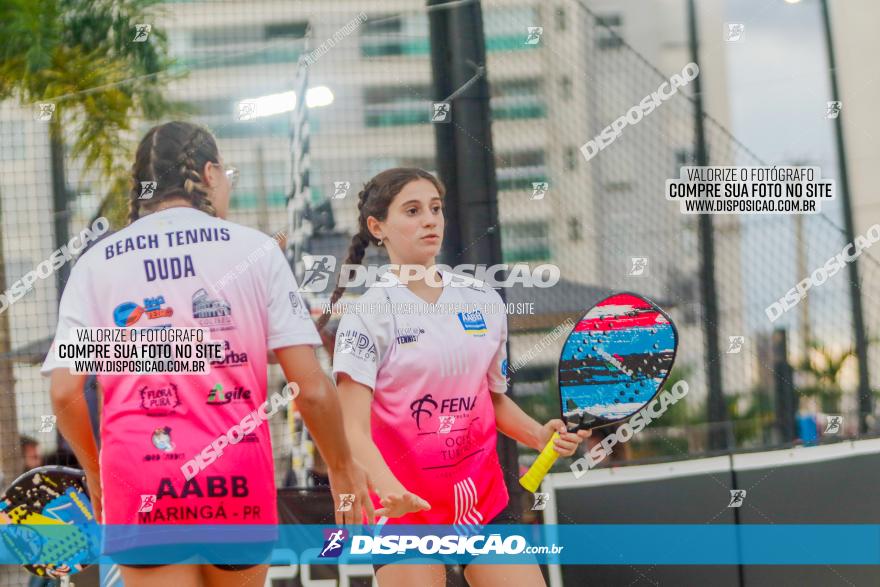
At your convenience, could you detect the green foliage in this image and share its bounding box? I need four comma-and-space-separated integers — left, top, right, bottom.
726, 385, 774, 447
656, 364, 699, 426
0, 0, 182, 225
793, 339, 855, 413
515, 378, 560, 426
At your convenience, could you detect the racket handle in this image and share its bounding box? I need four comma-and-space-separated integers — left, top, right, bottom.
519, 432, 560, 493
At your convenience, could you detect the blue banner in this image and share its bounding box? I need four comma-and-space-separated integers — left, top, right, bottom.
1, 524, 878, 565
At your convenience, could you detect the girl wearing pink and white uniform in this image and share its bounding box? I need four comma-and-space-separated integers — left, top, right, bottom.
42, 122, 372, 587
323, 168, 589, 587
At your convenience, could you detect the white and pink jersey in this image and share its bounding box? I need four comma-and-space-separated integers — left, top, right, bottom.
332, 272, 510, 529
41, 207, 321, 526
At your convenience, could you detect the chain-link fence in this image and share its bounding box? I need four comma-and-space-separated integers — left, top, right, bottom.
479, 0, 880, 467
284, 0, 880, 470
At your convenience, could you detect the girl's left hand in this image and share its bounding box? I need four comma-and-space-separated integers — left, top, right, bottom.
540, 419, 591, 457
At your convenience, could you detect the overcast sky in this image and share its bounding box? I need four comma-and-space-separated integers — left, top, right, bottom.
723, 0, 847, 341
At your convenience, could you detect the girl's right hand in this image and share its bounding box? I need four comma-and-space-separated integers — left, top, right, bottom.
375, 491, 431, 518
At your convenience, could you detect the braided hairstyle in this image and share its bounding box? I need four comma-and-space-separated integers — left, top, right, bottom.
128, 121, 220, 224
316, 167, 445, 331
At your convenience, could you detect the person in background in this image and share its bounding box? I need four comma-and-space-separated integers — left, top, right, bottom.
20, 435, 42, 473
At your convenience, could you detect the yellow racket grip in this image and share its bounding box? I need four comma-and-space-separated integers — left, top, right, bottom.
519, 432, 560, 493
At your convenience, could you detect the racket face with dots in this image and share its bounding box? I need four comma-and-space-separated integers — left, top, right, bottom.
0, 466, 98, 578
557, 292, 678, 430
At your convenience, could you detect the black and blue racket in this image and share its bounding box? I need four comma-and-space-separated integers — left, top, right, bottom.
520, 292, 678, 492
0, 466, 99, 581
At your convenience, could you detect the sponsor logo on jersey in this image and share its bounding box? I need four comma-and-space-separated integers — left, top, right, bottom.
410, 394, 438, 430
137, 476, 257, 523
192, 288, 233, 330
154, 475, 249, 499
457, 310, 487, 336
113, 295, 174, 327
143, 295, 174, 319
210, 340, 249, 368
396, 327, 425, 345
410, 393, 478, 430
139, 383, 181, 416
206, 383, 252, 405
151, 426, 174, 452
336, 329, 378, 363
289, 291, 309, 318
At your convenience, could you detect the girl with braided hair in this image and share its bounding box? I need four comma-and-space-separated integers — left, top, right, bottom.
328, 168, 589, 586
42, 121, 372, 586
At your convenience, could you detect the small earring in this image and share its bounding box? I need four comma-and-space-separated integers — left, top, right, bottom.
377, 238, 384, 247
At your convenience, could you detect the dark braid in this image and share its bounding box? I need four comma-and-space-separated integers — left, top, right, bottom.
315, 168, 445, 331
316, 186, 373, 331
128, 121, 220, 224
177, 129, 217, 217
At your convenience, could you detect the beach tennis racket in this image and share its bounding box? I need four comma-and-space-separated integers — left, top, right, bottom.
519, 292, 678, 492
0, 466, 99, 581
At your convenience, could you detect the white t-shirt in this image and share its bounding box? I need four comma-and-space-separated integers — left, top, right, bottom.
40, 206, 320, 526
332, 272, 508, 394
332, 271, 510, 526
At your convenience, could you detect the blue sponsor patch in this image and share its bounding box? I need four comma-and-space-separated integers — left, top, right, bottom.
501, 358, 508, 376
457, 310, 487, 336
113, 301, 143, 327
